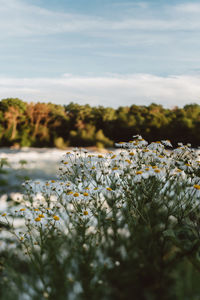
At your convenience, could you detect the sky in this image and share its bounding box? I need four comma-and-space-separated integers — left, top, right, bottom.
0, 0, 200, 108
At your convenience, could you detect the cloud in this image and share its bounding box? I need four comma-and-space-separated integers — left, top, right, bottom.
108, 2, 149, 9
0, 0, 106, 37
1, 0, 200, 40
174, 3, 200, 13
0, 74, 199, 108
1, 0, 200, 83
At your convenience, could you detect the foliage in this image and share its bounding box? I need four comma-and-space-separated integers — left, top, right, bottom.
1, 99, 200, 148
1, 136, 200, 299
54, 137, 68, 149
0, 158, 9, 193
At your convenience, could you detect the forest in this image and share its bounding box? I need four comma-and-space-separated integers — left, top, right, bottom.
0, 98, 200, 148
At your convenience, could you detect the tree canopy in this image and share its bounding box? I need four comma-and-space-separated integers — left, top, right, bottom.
0, 98, 200, 148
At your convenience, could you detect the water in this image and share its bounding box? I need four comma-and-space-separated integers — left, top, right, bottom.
0, 147, 67, 179
0, 147, 109, 211
0, 148, 69, 209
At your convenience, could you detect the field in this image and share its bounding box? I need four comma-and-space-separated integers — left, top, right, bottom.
1, 136, 200, 300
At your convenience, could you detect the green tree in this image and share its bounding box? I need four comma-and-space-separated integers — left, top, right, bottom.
0, 98, 27, 144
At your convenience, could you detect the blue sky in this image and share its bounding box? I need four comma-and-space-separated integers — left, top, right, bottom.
0, 0, 200, 107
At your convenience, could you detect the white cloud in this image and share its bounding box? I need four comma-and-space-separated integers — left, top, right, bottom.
1, 0, 200, 40
0, 0, 106, 37
1, 0, 200, 85
0, 74, 199, 108
174, 3, 200, 13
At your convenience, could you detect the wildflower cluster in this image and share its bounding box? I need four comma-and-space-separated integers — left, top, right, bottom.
1, 135, 200, 299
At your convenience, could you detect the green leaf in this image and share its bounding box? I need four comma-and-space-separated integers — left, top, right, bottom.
163, 229, 176, 239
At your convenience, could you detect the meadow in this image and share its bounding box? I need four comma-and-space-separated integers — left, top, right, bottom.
1, 136, 200, 299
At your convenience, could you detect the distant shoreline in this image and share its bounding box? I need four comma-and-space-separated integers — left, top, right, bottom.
0, 146, 112, 153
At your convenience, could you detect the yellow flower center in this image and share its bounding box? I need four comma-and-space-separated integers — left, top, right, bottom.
35, 217, 41, 222
125, 160, 131, 164
129, 152, 134, 156
74, 193, 79, 197
67, 191, 73, 195
193, 184, 200, 190
38, 214, 45, 218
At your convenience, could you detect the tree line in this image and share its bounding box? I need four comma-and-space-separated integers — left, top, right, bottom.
0, 98, 200, 148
